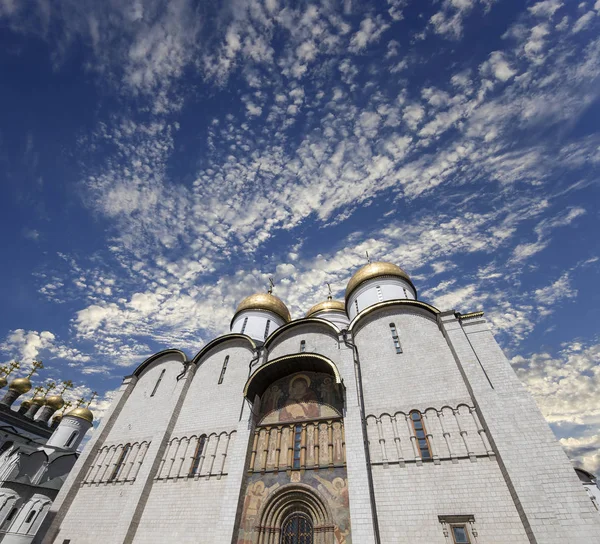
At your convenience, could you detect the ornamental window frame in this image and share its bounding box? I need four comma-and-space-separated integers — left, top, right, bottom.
410, 411, 431, 460
438, 515, 478, 544
109, 443, 131, 482
189, 435, 207, 477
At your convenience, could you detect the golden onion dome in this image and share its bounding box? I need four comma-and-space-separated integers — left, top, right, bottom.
65, 407, 94, 424
45, 395, 65, 410
0, 376, 7, 389
20, 400, 32, 410
32, 395, 46, 406
52, 413, 62, 423
305, 299, 346, 318
9, 377, 32, 395
235, 292, 291, 323
345, 261, 415, 301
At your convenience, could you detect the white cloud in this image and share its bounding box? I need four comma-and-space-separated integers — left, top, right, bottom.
529, 0, 564, 18
349, 16, 390, 52
572, 11, 596, 33
480, 51, 516, 81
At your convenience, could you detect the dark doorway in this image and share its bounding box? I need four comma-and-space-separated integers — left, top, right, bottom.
281, 512, 313, 544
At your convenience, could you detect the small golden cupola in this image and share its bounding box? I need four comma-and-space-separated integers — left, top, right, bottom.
35, 380, 72, 424
305, 285, 349, 328
345, 261, 417, 320
231, 280, 291, 341
46, 395, 96, 451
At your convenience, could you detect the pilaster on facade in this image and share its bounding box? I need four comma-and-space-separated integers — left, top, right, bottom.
214, 400, 256, 544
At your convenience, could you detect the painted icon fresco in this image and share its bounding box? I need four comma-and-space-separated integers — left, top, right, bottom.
237, 468, 352, 544
260, 371, 343, 425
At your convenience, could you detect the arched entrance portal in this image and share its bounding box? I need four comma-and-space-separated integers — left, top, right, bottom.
281, 512, 313, 544
255, 484, 335, 544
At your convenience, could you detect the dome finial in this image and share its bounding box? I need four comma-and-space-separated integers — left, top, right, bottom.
268, 276, 275, 295
27, 360, 44, 378
86, 391, 98, 408
0, 360, 19, 389
326, 282, 333, 301
366, 250, 371, 264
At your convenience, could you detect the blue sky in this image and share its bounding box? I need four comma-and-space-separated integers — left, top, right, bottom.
1, 0, 599, 471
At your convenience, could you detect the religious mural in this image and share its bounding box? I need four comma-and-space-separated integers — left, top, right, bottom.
260, 372, 343, 425
237, 468, 352, 544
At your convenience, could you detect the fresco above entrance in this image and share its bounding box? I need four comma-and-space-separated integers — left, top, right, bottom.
259, 371, 343, 425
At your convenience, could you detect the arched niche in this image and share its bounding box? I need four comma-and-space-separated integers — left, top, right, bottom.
244, 353, 342, 403
255, 483, 335, 544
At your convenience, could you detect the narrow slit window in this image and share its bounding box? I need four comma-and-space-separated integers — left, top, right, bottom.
264, 319, 271, 339
403, 287, 408, 298
451, 525, 471, 543
25, 510, 37, 524
410, 412, 431, 459
241, 316, 248, 334
109, 443, 131, 482
354, 299, 359, 313
218, 356, 229, 384
389, 323, 402, 354
293, 425, 302, 469
189, 435, 207, 476
65, 431, 78, 448
376, 285, 383, 301
300, 340, 306, 352
150, 369, 166, 397
3, 507, 18, 527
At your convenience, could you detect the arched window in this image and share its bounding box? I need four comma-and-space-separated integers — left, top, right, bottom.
389, 323, 402, 354
109, 444, 131, 482
150, 368, 166, 397
1, 506, 18, 530
218, 356, 229, 384
300, 340, 306, 352
241, 317, 248, 335
25, 510, 37, 524
65, 431, 78, 449
0, 441, 13, 455
281, 512, 314, 544
410, 411, 431, 459
189, 435, 207, 476
292, 425, 302, 469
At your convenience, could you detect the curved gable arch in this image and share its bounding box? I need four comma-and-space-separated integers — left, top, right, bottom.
190, 334, 256, 367
264, 318, 340, 350
132, 349, 188, 378
348, 299, 440, 333
244, 353, 342, 401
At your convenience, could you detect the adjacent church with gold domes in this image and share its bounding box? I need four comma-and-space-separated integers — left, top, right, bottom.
0, 362, 95, 543
33, 262, 600, 543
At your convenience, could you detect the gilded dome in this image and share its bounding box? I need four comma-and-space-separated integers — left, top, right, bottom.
45, 395, 65, 410
305, 299, 346, 318
0, 376, 6, 389
9, 377, 32, 395
235, 292, 291, 323
345, 262, 414, 300
65, 407, 94, 424
20, 400, 32, 410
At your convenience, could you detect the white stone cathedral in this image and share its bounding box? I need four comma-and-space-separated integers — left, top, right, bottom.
33, 262, 600, 543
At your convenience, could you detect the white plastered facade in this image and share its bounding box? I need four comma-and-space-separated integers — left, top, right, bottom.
34, 273, 600, 544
